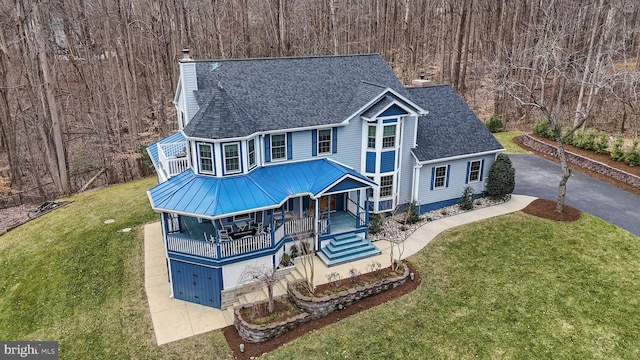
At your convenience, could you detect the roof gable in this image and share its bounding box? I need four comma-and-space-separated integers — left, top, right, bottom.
407, 85, 503, 162
182, 54, 409, 139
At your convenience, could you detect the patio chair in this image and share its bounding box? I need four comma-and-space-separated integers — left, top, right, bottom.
218, 228, 231, 241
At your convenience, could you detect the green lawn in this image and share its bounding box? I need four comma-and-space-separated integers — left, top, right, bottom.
0, 178, 232, 359
493, 131, 529, 154
264, 213, 640, 359
2, 178, 639, 359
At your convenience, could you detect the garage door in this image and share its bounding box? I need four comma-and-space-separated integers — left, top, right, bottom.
170, 260, 222, 308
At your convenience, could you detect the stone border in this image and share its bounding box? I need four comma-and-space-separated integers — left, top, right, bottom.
233, 295, 312, 343
520, 134, 640, 189
287, 263, 410, 319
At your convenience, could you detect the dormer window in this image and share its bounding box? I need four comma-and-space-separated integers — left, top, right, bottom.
198, 143, 214, 174
318, 129, 332, 154
223, 143, 241, 174
271, 134, 286, 161
382, 125, 396, 148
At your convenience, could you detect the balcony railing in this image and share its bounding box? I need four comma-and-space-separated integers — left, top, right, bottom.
285, 216, 314, 235
167, 232, 272, 259
157, 142, 189, 178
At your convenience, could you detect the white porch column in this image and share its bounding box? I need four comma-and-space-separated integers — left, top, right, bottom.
314, 197, 320, 251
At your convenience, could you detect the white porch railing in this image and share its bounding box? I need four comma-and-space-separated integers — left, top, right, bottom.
167, 233, 218, 258
318, 218, 330, 234
284, 216, 314, 235
219, 233, 271, 258
158, 142, 189, 178
358, 211, 367, 227
273, 223, 285, 242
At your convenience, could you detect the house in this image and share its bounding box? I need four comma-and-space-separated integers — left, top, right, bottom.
147, 51, 503, 309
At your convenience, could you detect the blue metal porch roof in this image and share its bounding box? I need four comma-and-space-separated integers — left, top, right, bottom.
146, 131, 186, 169
148, 159, 376, 218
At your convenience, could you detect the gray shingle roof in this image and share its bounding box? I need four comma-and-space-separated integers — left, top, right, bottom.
407, 85, 503, 162
183, 54, 407, 139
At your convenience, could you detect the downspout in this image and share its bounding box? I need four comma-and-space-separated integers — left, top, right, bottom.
411, 163, 423, 205
160, 213, 174, 299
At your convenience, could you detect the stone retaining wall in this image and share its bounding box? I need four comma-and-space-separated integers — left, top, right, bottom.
520, 134, 640, 189
233, 295, 312, 343
287, 263, 410, 319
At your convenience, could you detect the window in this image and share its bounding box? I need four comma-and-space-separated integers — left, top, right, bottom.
367, 176, 374, 198
382, 125, 396, 148
198, 143, 214, 174
367, 126, 376, 149
223, 143, 240, 174
468, 160, 481, 182
248, 139, 256, 168
433, 166, 447, 189
271, 134, 286, 161
318, 129, 332, 154
380, 175, 393, 197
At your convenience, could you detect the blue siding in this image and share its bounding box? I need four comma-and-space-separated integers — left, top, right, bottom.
312, 130, 317, 156
170, 260, 222, 308
378, 199, 393, 211
264, 134, 271, 162
380, 104, 408, 117
286, 132, 293, 160
380, 150, 396, 172
366, 152, 376, 173
382, 118, 397, 124
332, 127, 338, 154
180, 63, 199, 123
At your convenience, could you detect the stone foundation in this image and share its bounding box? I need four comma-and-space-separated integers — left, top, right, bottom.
519, 134, 640, 189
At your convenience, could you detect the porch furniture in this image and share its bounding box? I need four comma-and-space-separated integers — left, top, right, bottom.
235, 219, 249, 231
230, 228, 257, 240
218, 228, 231, 241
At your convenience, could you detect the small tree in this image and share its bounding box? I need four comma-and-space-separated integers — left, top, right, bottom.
485, 114, 503, 133
290, 212, 315, 294
238, 265, 285, 314
368, 213, 383, 235
485, 153, 515, 199
458, 186, 475, 210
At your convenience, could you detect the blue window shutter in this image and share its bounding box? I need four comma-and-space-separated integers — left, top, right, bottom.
287, 132, 293, 160
220, 143, 225, 175
265, 134, 271, 163
480, 159, 485, 181
332, 127, 338, 154
465, 161, 470, 184
312, 130, 317, 156
430, 167, 435, 190
446, 165, 451, 187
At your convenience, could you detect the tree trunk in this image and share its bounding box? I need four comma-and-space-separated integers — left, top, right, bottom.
555, 139, 571, 213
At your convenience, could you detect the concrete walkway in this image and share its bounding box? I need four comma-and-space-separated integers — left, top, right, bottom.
144, 195, 536, 345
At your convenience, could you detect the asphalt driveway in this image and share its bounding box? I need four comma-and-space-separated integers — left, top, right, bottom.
510, 154, 640, 237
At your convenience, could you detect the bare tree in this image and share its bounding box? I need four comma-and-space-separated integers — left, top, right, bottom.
238, 265, 285, 314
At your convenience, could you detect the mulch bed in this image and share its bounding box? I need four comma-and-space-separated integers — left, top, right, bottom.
521, 198, 581, 222
514, 135, 640, 197
222, 262, 421, 360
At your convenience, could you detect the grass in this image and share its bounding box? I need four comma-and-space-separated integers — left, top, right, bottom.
2, 177, 639, 359
263, 213, 640, 359
493, 131, 529, 154
0, 177, 232, 359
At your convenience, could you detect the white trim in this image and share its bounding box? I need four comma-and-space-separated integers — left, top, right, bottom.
433, 165, 448, 189
417, 149, 505, 165
317, 128, 332, 155
342, 87, 428, 125
196, 142, 215, 175
467, 160, 482, 183
182, 123, 346, 143
222, 142, 241, 174
360, 99, 417, 121
270, 133, 287, 162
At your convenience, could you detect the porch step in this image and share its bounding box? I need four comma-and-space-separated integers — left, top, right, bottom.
318, 234, 381, 267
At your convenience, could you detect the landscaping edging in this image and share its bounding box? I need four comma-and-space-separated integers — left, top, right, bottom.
520, 134, 640, 189
233, 295, 312, 344
287, 263, 410, 319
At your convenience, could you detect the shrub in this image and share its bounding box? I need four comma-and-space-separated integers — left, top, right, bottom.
563, 127, 576, 146
368, 213, 383, 235
289, 244, 299, 259
279, 253, 293, 268
594, 132, 609, 155
611, 137, 625, 162
624, 140, 640, 166
404, 202, 422, 225
573, 129, 597, 151
532, 116, 554, 139
485, 153, 516, 199
458, 186, 475, 210
485, 114, 503, 133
